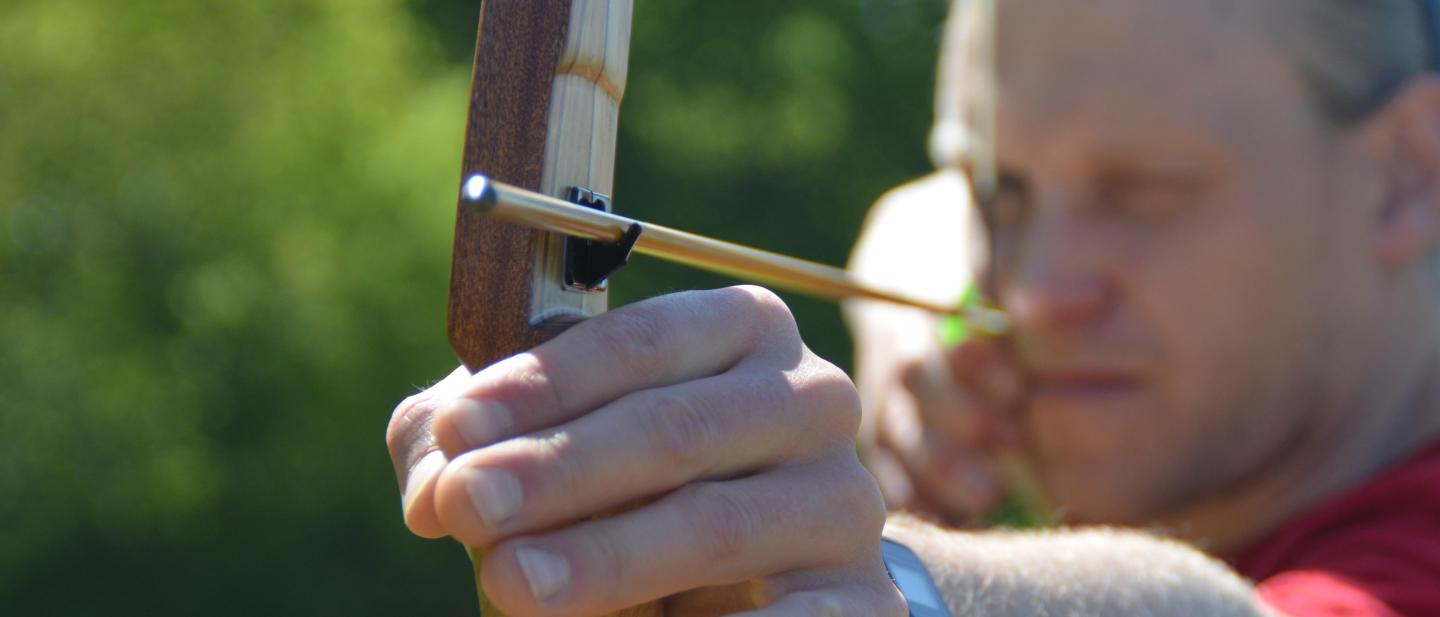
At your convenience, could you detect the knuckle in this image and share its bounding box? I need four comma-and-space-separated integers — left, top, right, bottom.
678, 482, 760, 565
837, 462, 889, 535
638, 393, 716, 469
820, 360, 863, 435
728, 284, 783, 306
592, 533, 632, 594
795, 354, 863, 440
799, 593, 849, 617
804, 462, 887, 560
768, 580, 904, 617
530, 431, 584, 505
592, 310, 666, 382
875, 585, 910, 617
728, 285, 800, 340
386, 392, 435, 464
502, 352, 563, 412
748, 370, 793, 417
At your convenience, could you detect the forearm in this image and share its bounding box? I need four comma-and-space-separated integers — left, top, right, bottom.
884, 515, 1272, 616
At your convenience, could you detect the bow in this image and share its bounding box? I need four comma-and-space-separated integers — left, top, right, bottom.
445, 1, 656, 615
443, 1, 1002, 614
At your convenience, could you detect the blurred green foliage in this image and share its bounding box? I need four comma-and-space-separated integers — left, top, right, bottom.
1, 0, 946, 613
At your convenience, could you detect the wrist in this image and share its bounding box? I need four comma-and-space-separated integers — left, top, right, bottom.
882, 514, 973, 616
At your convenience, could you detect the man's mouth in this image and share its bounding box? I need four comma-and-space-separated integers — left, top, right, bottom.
1028, 368, 1144, 402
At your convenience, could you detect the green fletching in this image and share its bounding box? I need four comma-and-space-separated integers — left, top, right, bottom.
939, 284, 984, 348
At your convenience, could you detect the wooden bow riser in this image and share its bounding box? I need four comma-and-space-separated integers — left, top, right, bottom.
450, 0, 629, 369
448, 1, 658, 615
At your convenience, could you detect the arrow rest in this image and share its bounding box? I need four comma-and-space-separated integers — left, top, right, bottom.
562, 187, 640, 291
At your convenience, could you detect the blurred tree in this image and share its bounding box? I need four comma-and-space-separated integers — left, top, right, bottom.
0, 0, 946, 614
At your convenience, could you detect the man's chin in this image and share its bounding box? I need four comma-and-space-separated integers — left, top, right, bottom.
1030, 457, 1178, 526
1018, 395, 1191, 524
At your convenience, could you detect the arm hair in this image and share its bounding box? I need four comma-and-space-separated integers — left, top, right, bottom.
885, 514, 1278, 616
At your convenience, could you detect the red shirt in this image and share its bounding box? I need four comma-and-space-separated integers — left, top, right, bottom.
1227, 441, 1440, 616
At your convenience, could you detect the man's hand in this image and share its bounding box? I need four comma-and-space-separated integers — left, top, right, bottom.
840, 170, 1022, 525
387, 286, 904, 617
863, 335, 1025, 525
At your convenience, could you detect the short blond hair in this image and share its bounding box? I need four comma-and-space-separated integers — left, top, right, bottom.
931, 0, 1437, 137
1274, 0, 1434, 123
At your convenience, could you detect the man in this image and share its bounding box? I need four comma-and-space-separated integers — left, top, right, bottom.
388, 0, 1440, 615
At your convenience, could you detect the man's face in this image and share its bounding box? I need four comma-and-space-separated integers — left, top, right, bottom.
971, 0, 1374, 523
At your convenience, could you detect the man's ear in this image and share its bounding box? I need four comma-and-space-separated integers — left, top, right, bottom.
1373, 77, 1440, 268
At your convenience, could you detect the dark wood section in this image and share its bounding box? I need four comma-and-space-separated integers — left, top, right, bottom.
448, 0, 572, 371
447, 3, 661, 616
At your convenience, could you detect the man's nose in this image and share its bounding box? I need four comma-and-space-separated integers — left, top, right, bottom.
1000, 218, 1109, 337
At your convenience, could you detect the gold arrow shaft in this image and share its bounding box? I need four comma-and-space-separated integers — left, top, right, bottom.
462, 174, 1009, 334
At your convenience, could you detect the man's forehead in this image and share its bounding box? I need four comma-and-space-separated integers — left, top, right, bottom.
990, 0, 1267, 54
997, 0, 1270, 104
947, 0, 1306, 160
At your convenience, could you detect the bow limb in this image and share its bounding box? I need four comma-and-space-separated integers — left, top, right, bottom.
447, 1, 656, 615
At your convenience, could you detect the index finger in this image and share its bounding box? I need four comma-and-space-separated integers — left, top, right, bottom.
386, 365, 470, 538
940, 337, 1024, 447
434, 286, 801, 455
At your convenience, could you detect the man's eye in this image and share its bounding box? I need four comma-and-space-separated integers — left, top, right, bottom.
988, 193, 1028, 228
982, 173, 1030, 231
1098, 176, 1201, 218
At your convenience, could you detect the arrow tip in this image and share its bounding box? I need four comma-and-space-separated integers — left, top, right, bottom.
462, 174, 497, 211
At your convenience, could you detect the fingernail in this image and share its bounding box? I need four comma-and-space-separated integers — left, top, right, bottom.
515, 545, 570, 602
443, 397, 513, 447
402, 450, 447, 513
463, 467, 523, 528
